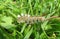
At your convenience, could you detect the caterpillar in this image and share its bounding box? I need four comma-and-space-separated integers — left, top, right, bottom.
17, 14, 45, 24
17, 14, 60, 24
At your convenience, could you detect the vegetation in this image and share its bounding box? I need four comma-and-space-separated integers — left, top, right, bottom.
0, 0, 60, 39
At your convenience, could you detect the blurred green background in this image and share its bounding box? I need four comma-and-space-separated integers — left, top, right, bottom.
0, 0, 60, 39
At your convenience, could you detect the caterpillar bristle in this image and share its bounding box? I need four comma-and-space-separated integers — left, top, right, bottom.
17, 15, 21, 18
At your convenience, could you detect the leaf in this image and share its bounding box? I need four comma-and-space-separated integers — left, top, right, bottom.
24, 27, 33, 39
40, 32, 48, 39
44, 25, 52, 30
21, 24, 27, 33
0, 16, 15, 29
35, 32, 40, 39
1, 16, 12, 24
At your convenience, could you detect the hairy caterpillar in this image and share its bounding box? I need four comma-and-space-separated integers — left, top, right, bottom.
17, 14, 60, 24
17, 14, 45, 24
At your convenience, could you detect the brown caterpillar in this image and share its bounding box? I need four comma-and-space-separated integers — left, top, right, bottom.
17, 14, 45, 24
17, 14, 60, 24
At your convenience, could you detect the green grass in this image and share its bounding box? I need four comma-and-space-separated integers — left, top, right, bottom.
0, 0, 60, 39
